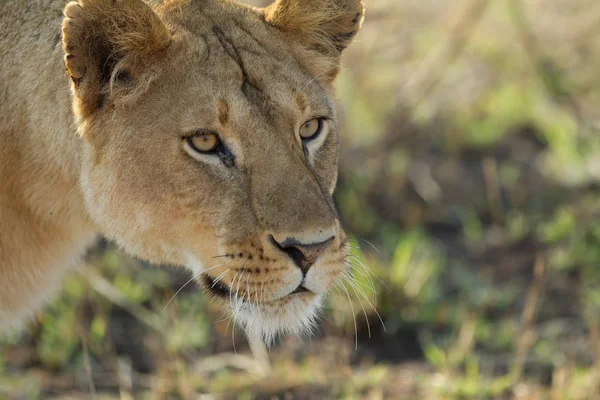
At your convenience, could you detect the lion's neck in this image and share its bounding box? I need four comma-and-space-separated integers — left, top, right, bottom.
0, 3, 98, 328
0, 27, 95, 239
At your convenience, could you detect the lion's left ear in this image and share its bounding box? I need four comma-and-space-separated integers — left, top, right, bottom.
262, 0, 364, 81
62, 0, 171, 119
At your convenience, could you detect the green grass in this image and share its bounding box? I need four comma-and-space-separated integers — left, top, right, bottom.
2, 0, 600, 398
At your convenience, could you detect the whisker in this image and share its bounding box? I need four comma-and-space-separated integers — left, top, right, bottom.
348, 281, 372, 339
346, 245, 363, 251
161, 262, 226, 312
234, 271, 244, 307
224, 312, 234, 336
348, 255, 390, 291
234, 259, 250, 300
343, 260, 377, 298
246, 274, 258, 319
260, 278, 266, 307
342, 258, 378, 299
346, 237, 379, 252
359, 237, 379, 252
211, 268, 231, 288
213, 315, 231, 324
228, 271, 245, 353
343, 273, 387, 333
232, 314, 237, 354
341, 283, 358, 351
229, 271, 240, 310
246, 274, 251, 302
253, 278, 259, 309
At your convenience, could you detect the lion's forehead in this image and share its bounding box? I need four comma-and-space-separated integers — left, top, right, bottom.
208, 27, 322, 103
169, 4, 332, 114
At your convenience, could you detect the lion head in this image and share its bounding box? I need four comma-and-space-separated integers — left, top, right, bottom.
61, 0, 364, 343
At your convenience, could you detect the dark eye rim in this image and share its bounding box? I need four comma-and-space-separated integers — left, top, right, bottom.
184, 130, 222, 154
300, 117, 328, 142
182, 130, 236, 168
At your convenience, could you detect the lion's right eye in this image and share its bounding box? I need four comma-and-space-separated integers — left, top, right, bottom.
183, 130, 236, 167
299, 118, 324, 141
185, 131, 220, 154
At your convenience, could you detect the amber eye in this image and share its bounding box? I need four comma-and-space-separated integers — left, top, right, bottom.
299, 118, 324, 140
186, 131, 220, 153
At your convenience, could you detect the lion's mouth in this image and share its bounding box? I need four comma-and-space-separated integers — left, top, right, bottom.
202, 274, 230, 299
290, 285, 310, 295
202, 274, 311, 301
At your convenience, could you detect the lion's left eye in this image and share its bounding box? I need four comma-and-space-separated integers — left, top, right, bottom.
299, 118, 324, 141
186, 131, 220, 154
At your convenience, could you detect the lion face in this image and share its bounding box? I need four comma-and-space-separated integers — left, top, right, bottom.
62, 0, 363, 342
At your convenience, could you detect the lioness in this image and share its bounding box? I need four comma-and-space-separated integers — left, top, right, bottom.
0, 0, 363, 343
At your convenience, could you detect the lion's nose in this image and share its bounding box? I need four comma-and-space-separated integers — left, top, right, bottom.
270, 234, 335, 275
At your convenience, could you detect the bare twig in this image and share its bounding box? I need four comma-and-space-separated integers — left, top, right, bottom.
400, 0, 491, 107
512, 253, 546, 382
80, 334, 98, 400
248, 337, 272, 376
193, 352, 268, 376
117, 356, 134, 400
80, 267, 167, 334
506, 0, 583, 130
408, 161, 443, 204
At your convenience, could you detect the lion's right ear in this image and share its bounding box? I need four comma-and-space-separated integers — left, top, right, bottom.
262, 0, 364, 82
62, 0, 171, 118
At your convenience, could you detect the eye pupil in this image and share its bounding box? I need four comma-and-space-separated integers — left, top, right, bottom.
186, 132, 220, 153
300, 118, 324, 140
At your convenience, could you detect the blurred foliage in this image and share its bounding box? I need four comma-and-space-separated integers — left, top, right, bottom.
2, 0, 600, 399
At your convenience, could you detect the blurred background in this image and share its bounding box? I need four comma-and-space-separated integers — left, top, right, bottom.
2, 0, 600, 398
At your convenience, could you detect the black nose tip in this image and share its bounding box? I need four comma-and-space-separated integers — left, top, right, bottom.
270, 235, 335, 274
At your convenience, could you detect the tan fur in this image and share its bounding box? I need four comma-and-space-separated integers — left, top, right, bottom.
0, 0, 363, 341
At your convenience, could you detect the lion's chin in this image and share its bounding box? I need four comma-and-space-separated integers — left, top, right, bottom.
232, 293, 323, 346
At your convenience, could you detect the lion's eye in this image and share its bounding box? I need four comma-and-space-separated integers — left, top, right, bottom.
299, 118, 324, 140
186, 132, 220, 153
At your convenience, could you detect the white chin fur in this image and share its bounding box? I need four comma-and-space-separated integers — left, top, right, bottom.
232, 294, 323, 345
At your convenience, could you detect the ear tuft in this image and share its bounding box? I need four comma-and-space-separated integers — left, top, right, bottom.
263, 0, 364, 55
62, 0, 171, 117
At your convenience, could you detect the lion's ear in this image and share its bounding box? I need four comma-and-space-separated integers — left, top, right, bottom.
62, 0, 171, 118
262, 0, 364, 80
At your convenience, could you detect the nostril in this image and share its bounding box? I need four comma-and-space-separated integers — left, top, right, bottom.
270, 235, 306, 267
284, 246, 307, 270
269, 234, 335, 273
